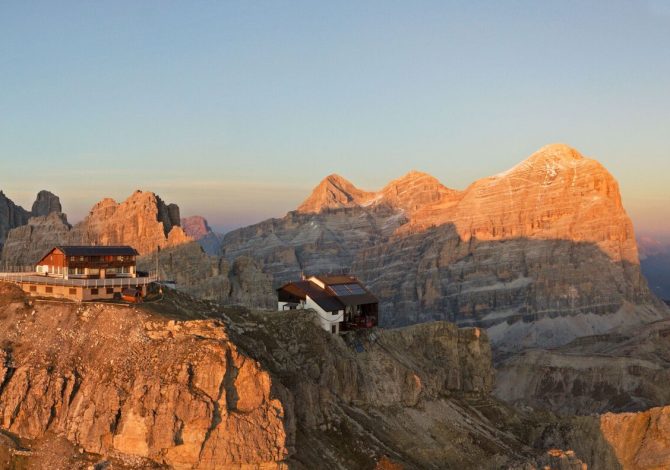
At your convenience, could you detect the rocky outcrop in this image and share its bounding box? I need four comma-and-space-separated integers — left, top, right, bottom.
0, 282, 292, 469
0, 212, 72, 268
138, 242, 275, 308
30, 190, 62, 217
221, 144, 667, 352
495, 316, 670, 415
600, 406, 670, 470
1, 190, 192, 266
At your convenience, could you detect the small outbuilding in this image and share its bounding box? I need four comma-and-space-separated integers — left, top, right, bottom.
277, 275, 378, 334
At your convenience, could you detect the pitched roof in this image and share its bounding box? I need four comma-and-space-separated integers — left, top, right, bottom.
55, 246, 139, 256
277, 276, 378, 312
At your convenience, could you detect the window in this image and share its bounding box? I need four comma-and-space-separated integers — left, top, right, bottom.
106, 287, 114, 294
331, 324, 338, 334
29, 285, 37, 292
69, 288, 76, 295
70, 256, 76, 262
45, 286, 53, 294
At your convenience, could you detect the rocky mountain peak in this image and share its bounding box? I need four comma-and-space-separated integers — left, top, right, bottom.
381, 170, 459, 213
30, 190, 62, 217
533, 143, 584, 161
297, 174, 373, 213
181, 215, 212, 241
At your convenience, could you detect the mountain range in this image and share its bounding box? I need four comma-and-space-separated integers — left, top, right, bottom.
1, 143, 667, 355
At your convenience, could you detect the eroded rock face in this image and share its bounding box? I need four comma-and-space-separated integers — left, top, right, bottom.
0, 190, 63, 249
138, 242, 275, 308
221, 144, 667, 351
1, 190, 192, 266
0, 284, 292, 469
0, 191, 30, 248
0, 212, 72, 268
69, 191, 191, 254
495, 316, 670, 415
30, 190, 62, 218
601, 406, 670, 470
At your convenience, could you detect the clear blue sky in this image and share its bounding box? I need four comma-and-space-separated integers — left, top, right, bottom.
1, 1, 669, 234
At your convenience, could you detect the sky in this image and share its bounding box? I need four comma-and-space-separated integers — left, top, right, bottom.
1, 0, 669, 234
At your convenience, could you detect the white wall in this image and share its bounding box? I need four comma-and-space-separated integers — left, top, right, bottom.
305, 295, 343, 333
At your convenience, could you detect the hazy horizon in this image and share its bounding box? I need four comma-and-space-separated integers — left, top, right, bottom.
2, 1, 669, 235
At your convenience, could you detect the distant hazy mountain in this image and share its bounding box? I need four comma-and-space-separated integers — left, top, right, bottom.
638, 235, 670, 300
181, 215, 223, 256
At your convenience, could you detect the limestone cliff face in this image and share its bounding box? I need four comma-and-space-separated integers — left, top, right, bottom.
1, 190, 192, 266
600, 406, 670, 470
31, 190, 62, 217
0, 190, 63, 249
0, 283, 292, 469
0, 212, 72, 267
0, 191, 30, 248
137, 242, 275, 308
69, 191, 191, 254
221, 144, 666, 351
495, 315, 670, 415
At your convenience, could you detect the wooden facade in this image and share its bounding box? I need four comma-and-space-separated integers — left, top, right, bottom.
35, 246, 139, 280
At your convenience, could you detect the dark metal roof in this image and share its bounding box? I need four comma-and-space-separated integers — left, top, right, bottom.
55, 245, 139, 256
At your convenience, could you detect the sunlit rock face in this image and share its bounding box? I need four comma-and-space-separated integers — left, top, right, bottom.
1, 190, 192, 266
68, 191, 190, 254
222, 144, 667, 352
601, 406, 670, 470
0, 283, 291, 469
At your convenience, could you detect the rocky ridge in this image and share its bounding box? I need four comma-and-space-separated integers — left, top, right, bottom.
0, 190, 192, 266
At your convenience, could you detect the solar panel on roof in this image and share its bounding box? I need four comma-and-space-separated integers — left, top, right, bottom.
330, 283, 366, 296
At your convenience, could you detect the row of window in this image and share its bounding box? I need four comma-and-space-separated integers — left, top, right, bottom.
29, 286, 124, 295
68, 255, 134, 262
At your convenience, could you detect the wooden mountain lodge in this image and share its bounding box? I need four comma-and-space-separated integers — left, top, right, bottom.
1, 245, 155, 302
36, 245, 139, 279
277, 274, 379, 334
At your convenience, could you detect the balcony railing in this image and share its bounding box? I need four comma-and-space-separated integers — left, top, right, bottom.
0, 271, 158, 288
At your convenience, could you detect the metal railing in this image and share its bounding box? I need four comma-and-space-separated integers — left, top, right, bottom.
0, 271, 158, 288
